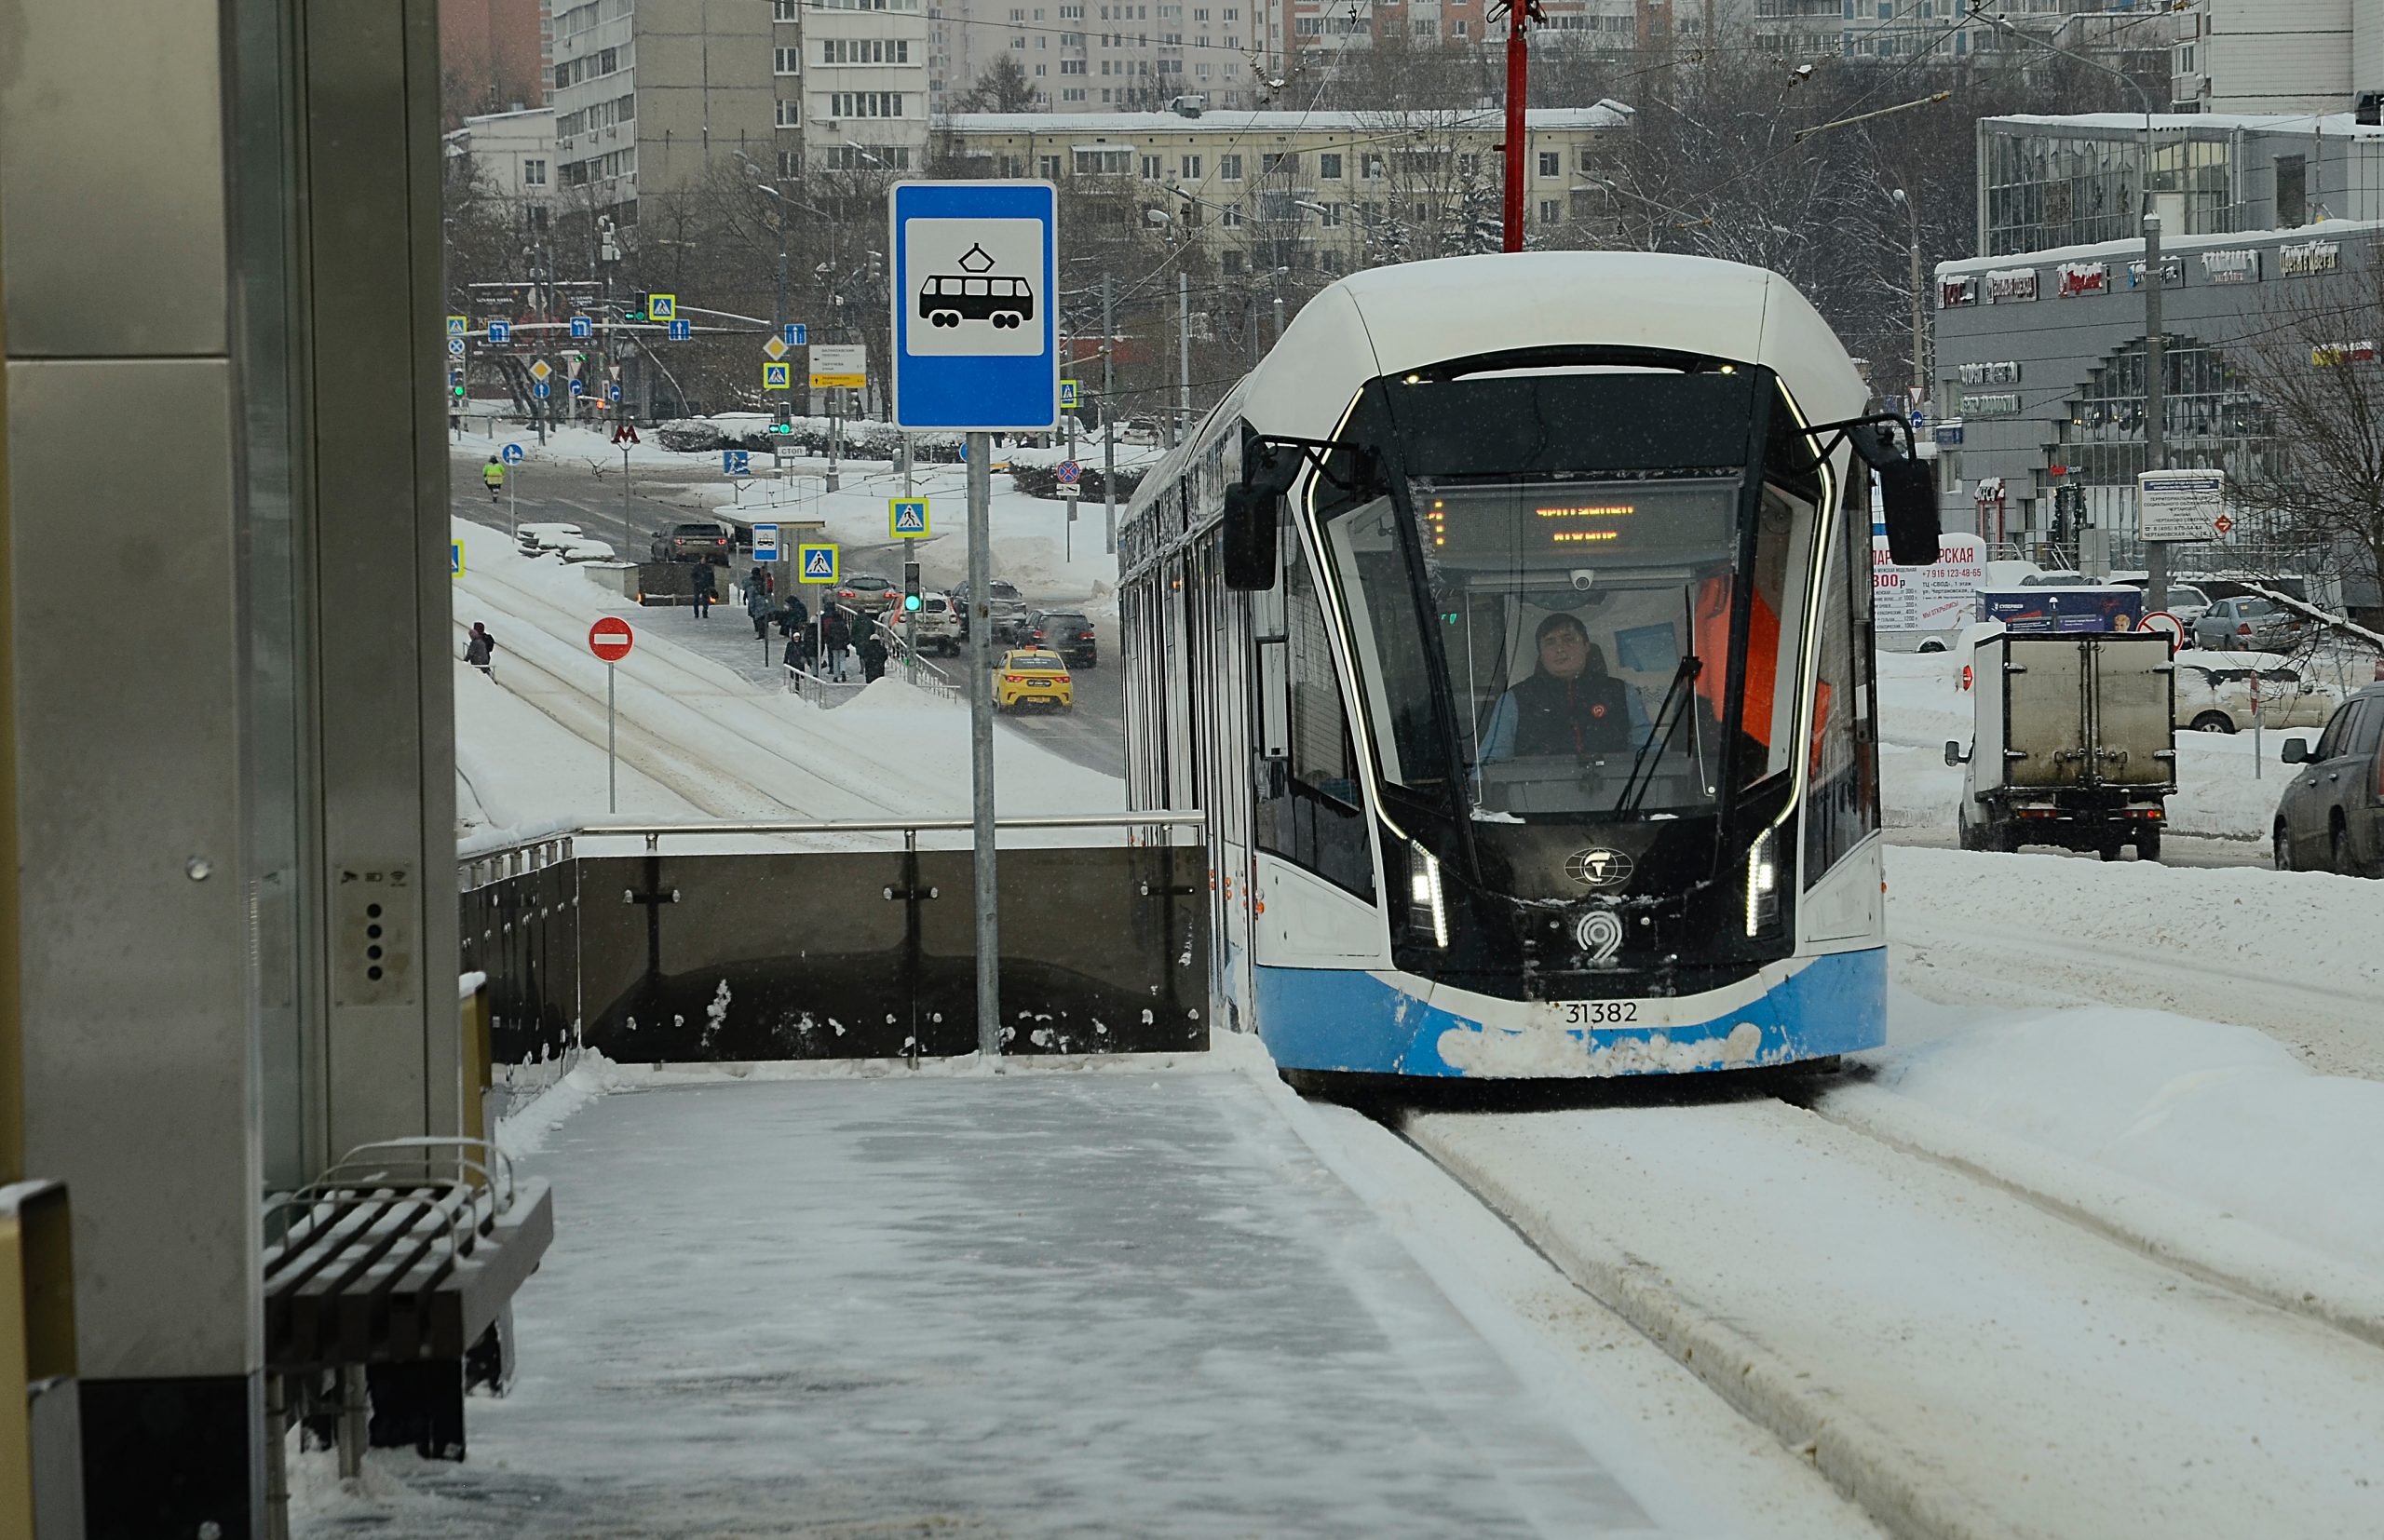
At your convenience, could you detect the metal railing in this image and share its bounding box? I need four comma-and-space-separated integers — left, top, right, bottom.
459, 810, 1208, 888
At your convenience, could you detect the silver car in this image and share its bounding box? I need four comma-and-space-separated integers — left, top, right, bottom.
2190, 595, 2305, 653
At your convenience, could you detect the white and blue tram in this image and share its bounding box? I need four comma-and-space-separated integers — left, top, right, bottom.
1118, 252, 1940, 1078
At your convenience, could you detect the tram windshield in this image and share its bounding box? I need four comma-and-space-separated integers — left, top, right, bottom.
1314, 367, 1822, 820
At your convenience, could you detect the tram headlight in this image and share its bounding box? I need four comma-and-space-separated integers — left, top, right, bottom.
1408, 843, 1448, 949
1745, 829, 1780, 938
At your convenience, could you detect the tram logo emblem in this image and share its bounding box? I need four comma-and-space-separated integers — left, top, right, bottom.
1564, 848, 1635, 889
1575, 909, 1626, 963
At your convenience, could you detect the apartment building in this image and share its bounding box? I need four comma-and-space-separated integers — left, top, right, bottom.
800, 0, 935, 169
2170, 0, 2381, 115
941, 101, 1632, 265
442, 0, 552, 124
446, 106, 562, 210
546, 0, 927, 224
932, 0, 1264, 113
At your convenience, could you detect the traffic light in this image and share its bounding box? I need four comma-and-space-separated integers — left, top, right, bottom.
450, 369, 465, 400
903, 561, 922, 613
625, 292, 649, 321
773, 401, 792, 434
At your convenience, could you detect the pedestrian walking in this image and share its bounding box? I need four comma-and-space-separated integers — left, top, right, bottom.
690, 561, 717, 618
746, 579, 775, 639
778, 592, 808, 639
482, 456, 504, 503
821, 608, 852, 682
464, 621, 497, 677
749, 564, 774, 599
858, 631, 889, 684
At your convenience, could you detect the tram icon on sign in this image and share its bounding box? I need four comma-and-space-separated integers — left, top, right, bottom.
919, 244, 1035, 331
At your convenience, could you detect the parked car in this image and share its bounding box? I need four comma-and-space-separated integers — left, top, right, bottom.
950, 578, 1029, 641
2173, 651, 2338, 735
2275, 683, 2384, 874
650, 521, 733, 564
905, 591, 962, 655
2109, 576, 2214, 628
1021, 609, 1098, 667
2191, 595, 2306, 653
992, 649, 1074, 711
834, 573, 900, 615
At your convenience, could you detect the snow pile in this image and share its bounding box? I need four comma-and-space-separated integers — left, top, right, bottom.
1856, 1004, 2384, 1302
494, 1049, 618, 1159
1887, 845, 2384, 1002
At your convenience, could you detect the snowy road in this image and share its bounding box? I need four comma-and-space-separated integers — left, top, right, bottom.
1411, 1094, 2384, 1540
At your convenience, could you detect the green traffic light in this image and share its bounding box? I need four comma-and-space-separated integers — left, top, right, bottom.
904, 595, 921, 612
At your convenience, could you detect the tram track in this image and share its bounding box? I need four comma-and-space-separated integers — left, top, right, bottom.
1387, 1088, 2384, 1540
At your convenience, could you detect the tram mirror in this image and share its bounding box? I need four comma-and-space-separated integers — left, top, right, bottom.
1223, 482, 1280, 590
1879, 460, 1941, 567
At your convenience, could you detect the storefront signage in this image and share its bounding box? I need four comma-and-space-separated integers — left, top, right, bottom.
1939, 275, 1979, 308
1961, 391, 2021, 417
1985, 268, 2039, 304
1957, 361, 2022, 386
2127, 256, 2185, 289
2056, 262, 2108, 298
2201, 249, 2258, 284
2311, 339, 2378, 366
2281, 240, 2341, 277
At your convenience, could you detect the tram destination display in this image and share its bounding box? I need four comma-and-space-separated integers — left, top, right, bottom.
1418, 479, 1741, 567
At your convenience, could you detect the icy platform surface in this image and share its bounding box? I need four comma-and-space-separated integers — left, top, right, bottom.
313, 1073, 1664, 1537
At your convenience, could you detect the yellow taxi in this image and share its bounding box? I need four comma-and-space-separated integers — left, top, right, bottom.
993, 649, 1074, 711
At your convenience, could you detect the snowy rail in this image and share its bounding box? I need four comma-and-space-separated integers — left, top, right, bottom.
1403, 1096, 2384, 1540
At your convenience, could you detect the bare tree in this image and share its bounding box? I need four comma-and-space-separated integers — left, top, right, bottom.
2226, 273, 2384, 620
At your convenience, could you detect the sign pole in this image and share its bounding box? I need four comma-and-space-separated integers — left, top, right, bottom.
619, 443, 632, 558
968, 430, 1000, 1062
1103, 272, 1118, 556
508, 469, 517, 542
607, 662, 618, 813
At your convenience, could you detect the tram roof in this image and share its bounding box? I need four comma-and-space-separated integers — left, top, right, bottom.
1123, 252, 1864, 541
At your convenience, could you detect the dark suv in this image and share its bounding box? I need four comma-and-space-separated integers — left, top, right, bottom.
650, 521, 732, 564
1022, 609, 1098, 667
2276, 683, 2384, 875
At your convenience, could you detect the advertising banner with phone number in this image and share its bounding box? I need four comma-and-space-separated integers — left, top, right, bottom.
1873, 533, 1986, 632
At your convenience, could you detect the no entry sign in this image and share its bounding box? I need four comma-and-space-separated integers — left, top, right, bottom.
588, 616, 635, 662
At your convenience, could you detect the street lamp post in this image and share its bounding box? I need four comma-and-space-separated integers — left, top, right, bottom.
1890, 187, 1925, 412
1971, 5, 2168, 606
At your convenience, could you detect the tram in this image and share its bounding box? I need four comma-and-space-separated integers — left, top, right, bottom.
1117, 252, 1942, 1078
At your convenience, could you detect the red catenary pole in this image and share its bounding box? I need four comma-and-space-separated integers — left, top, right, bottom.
1500, 0, 1537, 252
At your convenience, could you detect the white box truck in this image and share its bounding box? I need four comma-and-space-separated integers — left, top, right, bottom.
1945, 631, 2177, 861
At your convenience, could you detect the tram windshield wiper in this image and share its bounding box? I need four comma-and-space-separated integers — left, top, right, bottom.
1617, 654, 1702, 816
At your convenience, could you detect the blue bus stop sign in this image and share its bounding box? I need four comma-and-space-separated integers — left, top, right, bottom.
890, 181, 1058, 432
501, 443, 525, 464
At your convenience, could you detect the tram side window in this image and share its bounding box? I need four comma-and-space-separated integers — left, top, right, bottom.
1256, 532, 1375, 898
1802, 522, 1864, 880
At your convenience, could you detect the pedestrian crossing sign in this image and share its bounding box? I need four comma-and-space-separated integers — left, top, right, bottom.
447, 315, 467, 337
798, 544, 839, 584
889, 498, 929, 538
650, 294, 678, 321
1059, 379, 1079, 410
451, 541, 464, 577
764, 362, 792, 391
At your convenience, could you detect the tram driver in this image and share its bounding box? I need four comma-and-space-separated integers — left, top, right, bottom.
1479, 612, 1639, 762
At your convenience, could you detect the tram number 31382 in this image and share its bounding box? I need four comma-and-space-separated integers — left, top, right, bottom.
1562, 1001, 1641, 1026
